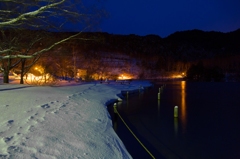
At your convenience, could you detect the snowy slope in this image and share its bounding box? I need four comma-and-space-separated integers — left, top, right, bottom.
0, 80, 151, 159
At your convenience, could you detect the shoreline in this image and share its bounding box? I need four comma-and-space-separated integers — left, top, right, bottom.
0, 80, 152, 158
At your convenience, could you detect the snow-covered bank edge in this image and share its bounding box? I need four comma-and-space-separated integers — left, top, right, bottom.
103, 82, 154, 157
0, 80, 152, 159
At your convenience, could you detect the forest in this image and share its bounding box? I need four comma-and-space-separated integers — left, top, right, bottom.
1, 28, 240, 83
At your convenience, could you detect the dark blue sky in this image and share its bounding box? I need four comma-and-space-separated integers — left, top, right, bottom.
98, 0, 240, 37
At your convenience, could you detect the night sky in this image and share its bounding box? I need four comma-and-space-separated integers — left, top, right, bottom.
98, 0, 240, 37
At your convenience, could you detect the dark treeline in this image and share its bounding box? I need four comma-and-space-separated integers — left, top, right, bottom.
71, 28, 240, 80
1, 28, 240, 81
71, 28, 240, 60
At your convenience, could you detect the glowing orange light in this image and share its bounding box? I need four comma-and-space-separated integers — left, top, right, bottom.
23, 73, 50, 81
172, 75, 183, 78
118, 76, 132, 79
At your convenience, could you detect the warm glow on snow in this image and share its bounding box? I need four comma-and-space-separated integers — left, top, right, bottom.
172, 75, 184, 78
118, 76, 131, 79
24, 73, 50, 81
118, 74, 132, 79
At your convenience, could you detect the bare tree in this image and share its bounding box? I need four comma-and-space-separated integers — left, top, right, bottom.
53, 53, 72, 80
18, 33, 47, 84
0, 29, 23, 83
0, 0, 106, 83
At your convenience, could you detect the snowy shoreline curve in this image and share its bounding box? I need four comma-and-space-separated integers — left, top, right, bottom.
0, 80, 152, 159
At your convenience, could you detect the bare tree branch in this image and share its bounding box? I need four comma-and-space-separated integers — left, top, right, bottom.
0, 27, 87, 59
0, 0, 66, 27
10, 58, 21, 69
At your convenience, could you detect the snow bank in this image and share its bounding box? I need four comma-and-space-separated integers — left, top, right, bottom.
0, 80, 152, 159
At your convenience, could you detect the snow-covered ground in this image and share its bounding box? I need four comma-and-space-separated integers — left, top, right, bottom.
0, 79, 152, 159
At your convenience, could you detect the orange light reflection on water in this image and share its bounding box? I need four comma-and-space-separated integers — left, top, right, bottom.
181, 81, 187, 132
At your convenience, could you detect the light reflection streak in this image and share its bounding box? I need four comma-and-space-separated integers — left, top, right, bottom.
158, 100, 160, 117
174, 118, 178, 136
181, 81, 186, 133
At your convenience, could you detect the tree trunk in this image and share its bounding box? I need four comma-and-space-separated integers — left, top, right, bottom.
3, 71, 9, 83
73, 47, 77, 82
20, 59, 26, 84
3, 57, 11, 83
20, 72, 24, 84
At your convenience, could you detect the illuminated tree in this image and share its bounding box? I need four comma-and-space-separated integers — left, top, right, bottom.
0, 0, 106, 83
59, 39, 85, 82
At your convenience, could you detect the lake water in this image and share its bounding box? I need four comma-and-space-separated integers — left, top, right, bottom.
108, 81, 240, 159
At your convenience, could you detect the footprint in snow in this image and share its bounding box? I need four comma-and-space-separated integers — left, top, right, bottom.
76, 113, 81, 116
7, 146, 23, 153
61, 104, 66, 108
41, 104, 50, 109
29, 125, 36, 132
4, 136, 13, 143
26, 109, 33, 113
0, 154, 7, 158
7, 120, 14, 126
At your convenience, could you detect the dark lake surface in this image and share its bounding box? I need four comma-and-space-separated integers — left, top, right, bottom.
108, 81, 240, 159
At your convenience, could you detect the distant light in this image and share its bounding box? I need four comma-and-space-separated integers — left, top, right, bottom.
35, 67, 38, 70
118, 76, 131, 79
173, 75, 183, 78
182, 73, 184, 75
